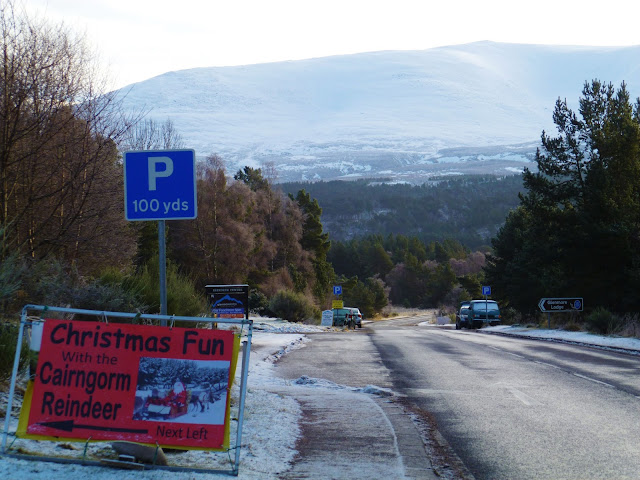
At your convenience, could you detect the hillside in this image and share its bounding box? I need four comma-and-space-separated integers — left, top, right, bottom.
280, 175, 525, 249
116, 42, 640, 183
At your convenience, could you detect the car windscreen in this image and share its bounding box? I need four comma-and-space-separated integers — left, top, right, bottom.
472, 302, 499, 312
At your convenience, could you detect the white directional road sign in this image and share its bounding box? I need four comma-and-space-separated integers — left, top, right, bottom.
538, 298, 583, 312
124, 149, 197, 221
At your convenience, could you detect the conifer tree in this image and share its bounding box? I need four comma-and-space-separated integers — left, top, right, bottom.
486, 80, 640, 313
291, 190, 334, 301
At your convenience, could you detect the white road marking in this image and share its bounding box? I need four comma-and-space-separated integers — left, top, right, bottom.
505, 352, 526, 359
506, 387, 542, 406
533, 360, 562, 370
572, 373, 616, 388
407, 388, 492, 398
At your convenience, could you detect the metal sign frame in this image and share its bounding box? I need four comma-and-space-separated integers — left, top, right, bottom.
1, 304, 253, 477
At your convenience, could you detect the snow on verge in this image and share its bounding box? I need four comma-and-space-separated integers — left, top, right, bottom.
483, 325, 640, 354
0, 320, 329, 480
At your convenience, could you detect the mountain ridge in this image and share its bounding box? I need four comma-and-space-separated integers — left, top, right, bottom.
116, 41, 640, 183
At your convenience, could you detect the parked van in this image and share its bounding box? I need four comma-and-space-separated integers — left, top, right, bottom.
467, 300, 501, 329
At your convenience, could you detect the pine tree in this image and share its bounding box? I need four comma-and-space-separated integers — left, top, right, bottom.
486, 80, 640, 313
291, 190, 334, 301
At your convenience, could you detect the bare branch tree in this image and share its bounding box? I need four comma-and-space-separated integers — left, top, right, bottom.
120, 117, 185, 151
0, 0, 137, 272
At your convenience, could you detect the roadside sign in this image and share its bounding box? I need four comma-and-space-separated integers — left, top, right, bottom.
206, 285, 249, 318
124, 149, 197, 220
332, 300, 344, 309
321, 310, 333, 326
333, 286, 342, 296
538, 298, 583, 313
21, 319, 237, 450
482, 286, 491, 296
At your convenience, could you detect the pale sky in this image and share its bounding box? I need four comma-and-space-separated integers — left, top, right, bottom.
23, 0, 640, 90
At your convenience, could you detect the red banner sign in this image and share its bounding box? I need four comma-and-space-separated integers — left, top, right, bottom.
22, 320, 237, 450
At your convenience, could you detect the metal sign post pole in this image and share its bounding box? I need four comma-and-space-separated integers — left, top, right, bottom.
158, 220, 167, 322
234, 321, 253, 475
1, 308, 27, 453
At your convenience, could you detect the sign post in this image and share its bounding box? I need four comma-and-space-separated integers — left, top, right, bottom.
124, 150, 197, 320
206, 285, 249, 319
321, 310, 333, 326
538, 298, 583, 329
23, 320, 236, 449
123, 150, 197, 222
481, 286, 491, 317
3, 304, 252, 476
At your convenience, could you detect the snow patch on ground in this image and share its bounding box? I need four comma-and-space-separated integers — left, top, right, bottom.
291, 375, 393, 397
4, 316, 639, 479
0, 318, 328, 479
484, 325, 640, 353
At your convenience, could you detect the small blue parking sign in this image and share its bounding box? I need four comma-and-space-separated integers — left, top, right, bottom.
124, 149, 197, 221
482, 286, 491, 296
333, 286, 342, 296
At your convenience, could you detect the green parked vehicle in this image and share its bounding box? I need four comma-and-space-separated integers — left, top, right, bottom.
468, 300, 501, 329
456, 300, 501, 329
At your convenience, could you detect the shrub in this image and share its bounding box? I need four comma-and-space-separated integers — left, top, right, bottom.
122, 261, 207, 317
585, 307, 622, 335
563, 322, 582, 332
249, 289, 270, 316
75, 277, 148, 313
618, 314, 640, 338
0, 321, 29, 383
268, 290, 317, 323
0, 252, 23, 309
15, 259, 149, 314
499, 306, 521, 325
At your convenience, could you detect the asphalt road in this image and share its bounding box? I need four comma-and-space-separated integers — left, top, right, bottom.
276, 315, 640, 480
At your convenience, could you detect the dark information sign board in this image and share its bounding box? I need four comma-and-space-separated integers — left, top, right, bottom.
206, 284, 249, 319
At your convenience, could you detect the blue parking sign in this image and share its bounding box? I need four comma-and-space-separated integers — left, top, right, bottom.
333, 286, 342, 296
482, 286, 491, 296
124, 150, 197, 221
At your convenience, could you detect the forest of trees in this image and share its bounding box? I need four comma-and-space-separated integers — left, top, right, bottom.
281, 175, 524, 249
0, 1, 139, 274
0, 3, 333, 322
2, 2, 640, 341
329, 235, 485, 316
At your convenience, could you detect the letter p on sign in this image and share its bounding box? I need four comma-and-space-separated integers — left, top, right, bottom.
148, 156, 174, 191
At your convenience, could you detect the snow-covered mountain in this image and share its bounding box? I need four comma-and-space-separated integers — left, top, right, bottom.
116, 41, 640, 183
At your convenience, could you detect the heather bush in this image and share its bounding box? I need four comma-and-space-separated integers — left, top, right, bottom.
268, 290, 318, 323
585, 307, 622, 335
